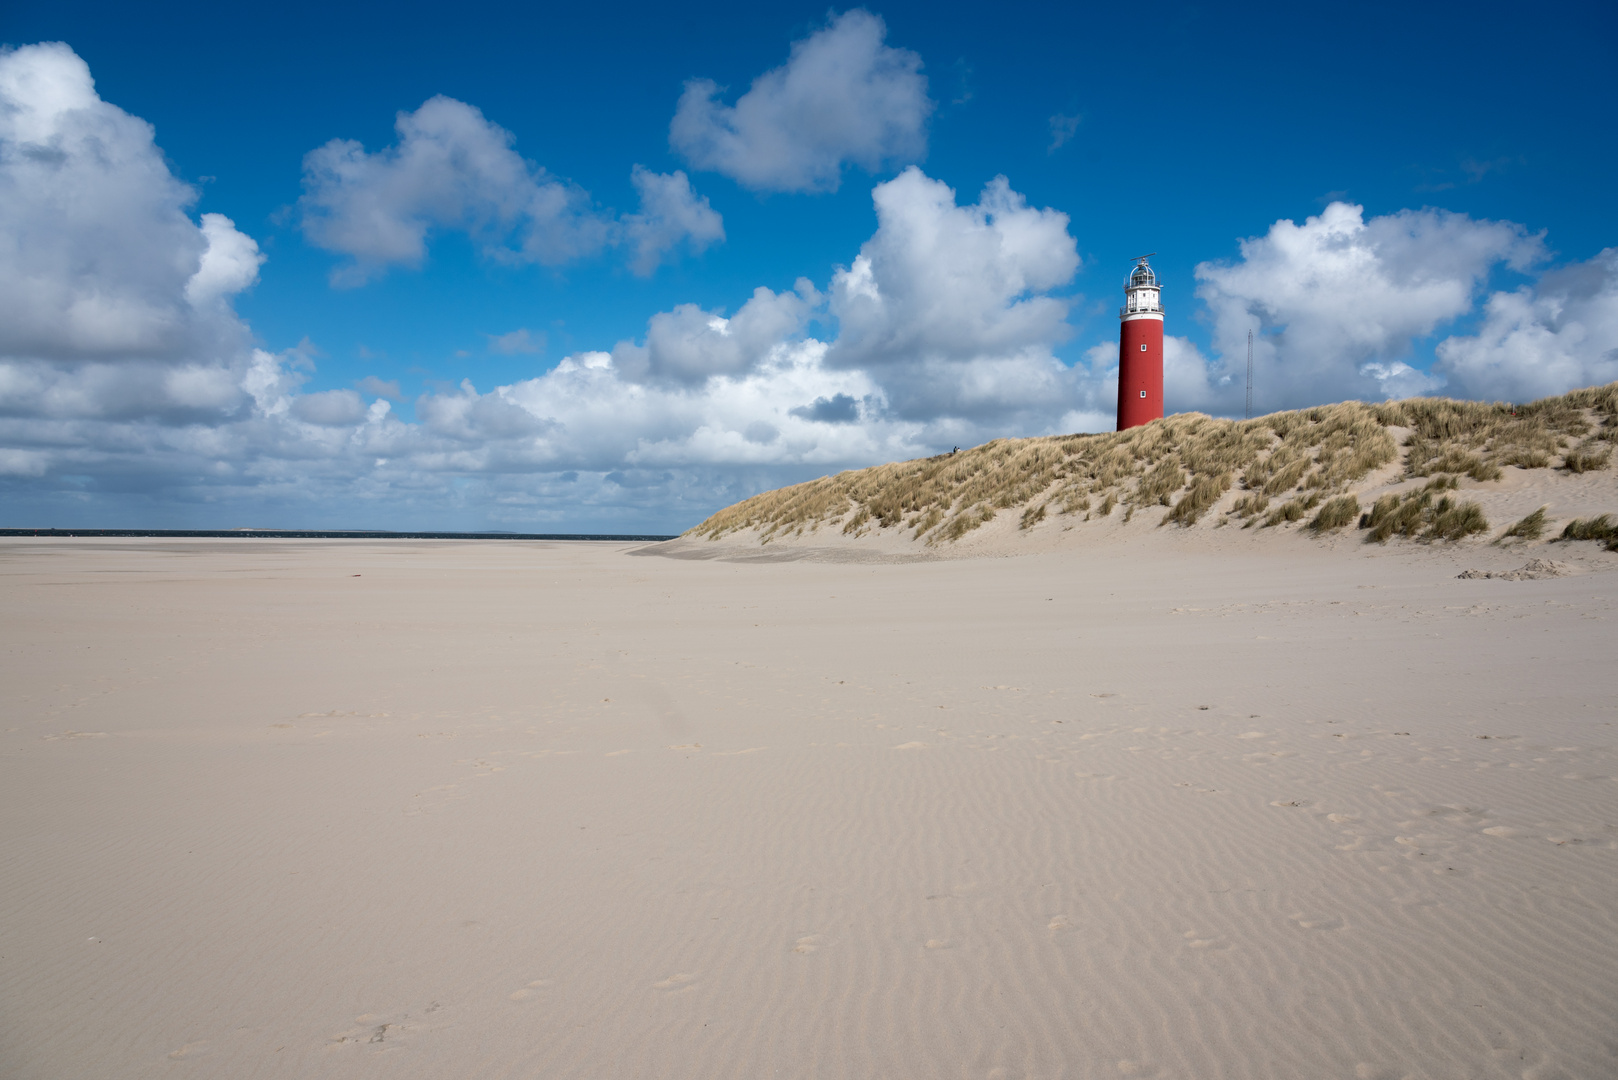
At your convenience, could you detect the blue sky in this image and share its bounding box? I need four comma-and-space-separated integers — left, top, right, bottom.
2, 1, 1615, 530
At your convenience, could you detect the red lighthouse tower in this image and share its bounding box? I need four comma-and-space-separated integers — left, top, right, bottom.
1116, 254, 1164, 430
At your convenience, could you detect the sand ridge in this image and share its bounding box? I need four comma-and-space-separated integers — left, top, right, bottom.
681, 387, 1618, 566
665, 458, 1618, 567
1, 536, 1615, 1079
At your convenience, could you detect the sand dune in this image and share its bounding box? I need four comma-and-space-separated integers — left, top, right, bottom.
1, 535, 1615, 1079
683, 386, 1618, 566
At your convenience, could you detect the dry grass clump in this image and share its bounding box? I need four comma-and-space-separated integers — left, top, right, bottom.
1229, 493, 1269, 520
1556, 514, 1618, 551
1263, 492, 1321, 527
1361, 492, 1423, 542
1360, 490, 1488, 543
1308, 495, 1361, 533
1563, 442, 1612, 473
1165, 471, 1232, 526
1243, 403, 1396, 495
1135, 458, 1187, 508
687, 382, 1616, 546
1251, 452, 1311, 495
1560, 383, 1618, 417
1496, 507, 1549, 543
1428, 498, 1490, 541
1375, 390, 1598, 479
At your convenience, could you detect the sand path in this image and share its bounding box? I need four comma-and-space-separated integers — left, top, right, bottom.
1, 538, 1614, 1079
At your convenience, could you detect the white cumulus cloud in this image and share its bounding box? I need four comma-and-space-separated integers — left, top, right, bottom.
623, 167, 725, 276
670, 10, 932, 193
1189, 201, 1547, 411
299, 95, 612, 286
827, 167, 1093, 425
0, 43, 258, 367
186, 212, 265, 307
0, 41, 263, 436
299, 99, 725, 284
290, 389, 368, 427
1435, 247, 1618, 402
610, 282, 820, 386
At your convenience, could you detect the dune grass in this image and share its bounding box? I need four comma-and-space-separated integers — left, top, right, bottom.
688, 383, 1616, 546
1557, 515, 1618, 551
1360, 490, 1489, 543
1165, 471, 1233, 526
1264, 492, 1322, 527
1309, 495, 1361, 533
1427, 497, 1491, 541
1564, 443, 1612, 473
1373, 387, 1613, 478
1496, 507, 1549, 544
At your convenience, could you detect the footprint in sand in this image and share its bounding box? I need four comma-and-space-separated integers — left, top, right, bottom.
924, 938, 952, 950
326, 1016, 397, 1048
792, 936, 820, 954
1290, 913, 1345, 931
1183, 930, 1231, 951
893, 741, 927, 750
509, 979, 551, 1001
405, 783, 462, 815
653, 972, 698, 992
167, 1041, 207, 1059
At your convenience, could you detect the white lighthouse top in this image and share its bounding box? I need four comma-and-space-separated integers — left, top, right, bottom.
1120, 254, 1164, 320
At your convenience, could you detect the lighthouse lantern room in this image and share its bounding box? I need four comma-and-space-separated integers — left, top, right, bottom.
1116, 254, 1165, 430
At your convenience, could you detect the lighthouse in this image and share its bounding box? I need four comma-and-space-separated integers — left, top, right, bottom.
1116, 254, 1164, 430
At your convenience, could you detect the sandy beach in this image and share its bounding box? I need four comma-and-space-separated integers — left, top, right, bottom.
2, 534, 1615, 1079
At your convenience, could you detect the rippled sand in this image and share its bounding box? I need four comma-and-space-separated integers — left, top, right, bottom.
2, 537, 1614, 1079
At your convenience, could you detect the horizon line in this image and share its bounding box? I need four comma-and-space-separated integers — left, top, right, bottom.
0, 529, 679, 542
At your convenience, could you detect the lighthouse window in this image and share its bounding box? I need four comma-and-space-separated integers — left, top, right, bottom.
1140, 344, 1147, 351
1140, 390, 1147, 398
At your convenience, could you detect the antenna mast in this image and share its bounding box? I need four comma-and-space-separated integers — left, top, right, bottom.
1245, 329, 1254, 420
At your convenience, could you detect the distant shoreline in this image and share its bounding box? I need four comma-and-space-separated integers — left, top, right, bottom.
0, 529, 677, 541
